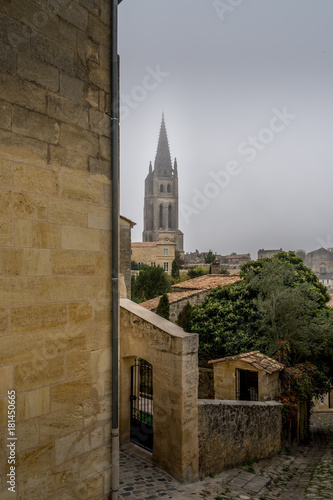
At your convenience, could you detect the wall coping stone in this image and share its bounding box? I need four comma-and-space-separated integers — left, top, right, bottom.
198, 399, 282, 407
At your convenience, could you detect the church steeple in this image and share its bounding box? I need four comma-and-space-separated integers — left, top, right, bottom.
173, 158, 178, 178
153, 113, 173, 175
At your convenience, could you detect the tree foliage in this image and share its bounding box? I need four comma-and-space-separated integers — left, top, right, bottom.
187, 266, 209, 279
131, 266, 171, 302
171, 259, 180, 279
156, 293, 170, 320
177, 301, 193, 332
204, 249, 216, 264
190, 252, 333, 377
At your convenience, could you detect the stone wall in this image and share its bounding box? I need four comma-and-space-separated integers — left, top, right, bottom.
169, 290, 208, 323
120, 217, 133, 298
120, 299, 199, 483
0, 1, 113, 498
198, 400, 282, 478
198, 368, 214, 399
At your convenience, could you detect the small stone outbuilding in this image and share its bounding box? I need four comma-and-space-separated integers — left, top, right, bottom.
209, 351, 284, 402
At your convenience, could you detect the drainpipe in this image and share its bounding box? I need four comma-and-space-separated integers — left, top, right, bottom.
111, 0, 121, 498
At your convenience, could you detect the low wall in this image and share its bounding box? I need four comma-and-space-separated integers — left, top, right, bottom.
198, 400, 282, 478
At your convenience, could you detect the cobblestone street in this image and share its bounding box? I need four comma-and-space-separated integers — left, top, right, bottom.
120, 412, 333, 500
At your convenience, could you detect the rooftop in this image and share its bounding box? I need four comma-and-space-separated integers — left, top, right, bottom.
140, 289, 205, 311
171, 274, 241, 291
208, 351, 285, 374
132, 241, 176, 248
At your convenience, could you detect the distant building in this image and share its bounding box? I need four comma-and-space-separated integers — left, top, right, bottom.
142, 114, 184, 254
258, 248, 283, 259
131, 241, 175, 274
305, 247, 333, 293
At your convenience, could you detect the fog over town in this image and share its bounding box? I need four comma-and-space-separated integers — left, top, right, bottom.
119, 0, 333, 259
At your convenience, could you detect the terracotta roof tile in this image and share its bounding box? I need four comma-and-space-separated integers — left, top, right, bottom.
140, 290, 204, 311
208, 351, 284, 374
171, 274, 241, 291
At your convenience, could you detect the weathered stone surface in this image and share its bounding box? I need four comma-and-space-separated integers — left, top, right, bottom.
0, 277, 35, 306
15, 356, 65, 391
88, 205, 110, 230
198, 400, 282, 478
31, 31, 74, 73
11, 303, 67, 334
66, 351, 91, 378
89, 157, 110, 180
16, 419, 39, 453
44, 326, 87, 356
17, 54, 59, 91
10, 0, 59, 40
58, 19, 76, 50
59, 72, 84, 102
52, 249, 95, 275
51, 377, 92, 411
0, 130, 48, 167
60, 173, 100, 203
14, 163, 59, 195
77, 30, 99, 64
47, 93, 89, 129
68, 301, 93, 326
17, 442, 55, 480
0, 189, 47, 220
60, 123, 99, 157
0, 39, 16, 73
1, 248, 51, 276
49, 145, 89, 174
0, 100, 12, 130
17, 387, 50, 421
48, 0, 88, 30
99, 136, 111, 161
88, 14, 110, 46
62, 225, 100, 251
35, 276, 86, 302
15, 220, 62, 248
0, 365, 12, 396
85, 276, 110, 300
0, 332, 44, 365
12, 105, 60, 144
39, 405, 84, 442
0, 72, 47, 114
49, 196, 88, 226
89, 63, 109, 91
0, 218, 14, 247
89, 108, 110, 137
0, 307, 9, 334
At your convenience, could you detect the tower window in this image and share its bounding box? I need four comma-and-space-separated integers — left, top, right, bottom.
164, 248, 168, 256
159, 204, 163, 228
168, 205, 172, 229
160, 184, 164, 193
167, 184, 171, 193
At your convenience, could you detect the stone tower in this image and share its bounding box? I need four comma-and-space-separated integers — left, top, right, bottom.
142, 114, 184, 253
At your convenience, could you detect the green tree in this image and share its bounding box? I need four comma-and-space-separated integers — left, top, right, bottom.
187, 266, 209, 279
131, 261, 149, 271
204, 249, 216, 264
156, 293, 170, 320
171, 259, 180, 279
190, 251, 333, 376
177, 301, 193, 332
131, 266, 171, 302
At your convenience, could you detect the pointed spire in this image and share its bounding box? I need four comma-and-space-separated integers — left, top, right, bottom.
154, 113, 173, 175
149, 161, 152, 173
173, 158, 178, 178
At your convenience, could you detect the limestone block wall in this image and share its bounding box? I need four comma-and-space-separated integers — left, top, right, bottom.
198, 400, 282, 478
213, 360, 281, 401
120, 299, 199, 483
0, 2, 113, 498
169, 290, 209, 323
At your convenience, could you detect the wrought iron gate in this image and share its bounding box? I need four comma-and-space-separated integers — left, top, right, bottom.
130, 359, 153, 452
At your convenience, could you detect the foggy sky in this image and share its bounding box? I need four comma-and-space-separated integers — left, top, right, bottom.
118, 0, 333, 259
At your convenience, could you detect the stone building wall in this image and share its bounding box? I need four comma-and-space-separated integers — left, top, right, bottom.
198, 400, 282, 478
120, 217, 134, 298
0, 1, 113, 498
169, 290, 208, 322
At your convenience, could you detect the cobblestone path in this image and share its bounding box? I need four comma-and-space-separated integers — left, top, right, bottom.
119, 412, 333, 500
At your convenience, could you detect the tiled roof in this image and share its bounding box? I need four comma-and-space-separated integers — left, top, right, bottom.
120, 215, 136, 228
208, 351, 284, 374
132, 241, 175, 248
140, 289, 204, 311
172, 274, 241, 291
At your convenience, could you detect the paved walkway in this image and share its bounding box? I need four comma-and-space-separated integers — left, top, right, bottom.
119, 412, 333, 500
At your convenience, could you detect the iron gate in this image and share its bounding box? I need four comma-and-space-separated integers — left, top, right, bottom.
130, 359, 153, 452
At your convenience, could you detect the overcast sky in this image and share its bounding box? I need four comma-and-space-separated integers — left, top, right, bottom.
118, 0, 333, 259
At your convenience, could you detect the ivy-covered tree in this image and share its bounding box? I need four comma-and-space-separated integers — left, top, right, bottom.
204, 249, 216, 264
177, 301, 193, 332
190, 252, 333, 377
156, 293, 170, 320
131, 266, 171, 302
187, 266, 209, 279
171, 259, 180, 279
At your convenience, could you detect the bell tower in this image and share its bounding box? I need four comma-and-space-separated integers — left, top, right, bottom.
142, 114, 184, 253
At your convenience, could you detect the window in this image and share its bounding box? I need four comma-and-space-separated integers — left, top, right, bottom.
168, 205, 172, 228
160, 184, 164, 193
236, 369, 258, 401
167, 184, 171, 193
159, 205, 163, 228
164, 262, 169, 272
164, 248, 168, 256
320, 266, 326, 274
151, 262, 155, 267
